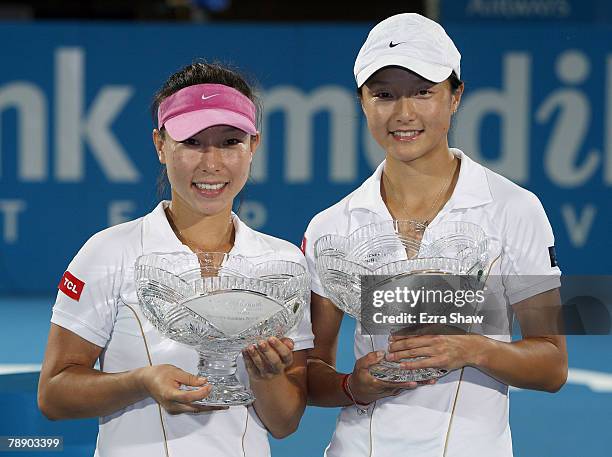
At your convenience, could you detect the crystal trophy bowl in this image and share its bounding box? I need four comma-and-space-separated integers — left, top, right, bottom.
135, 252, 309, 406
315, 220, 500, 382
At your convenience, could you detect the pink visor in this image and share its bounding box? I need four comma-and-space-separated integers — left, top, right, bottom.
157, 83, 257, 141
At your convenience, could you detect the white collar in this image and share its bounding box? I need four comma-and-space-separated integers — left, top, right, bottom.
141, 201, 274, 258
447, 149, 494, 210
347, 148, 493, 216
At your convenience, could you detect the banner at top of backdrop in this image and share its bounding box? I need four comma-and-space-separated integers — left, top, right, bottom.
440, 0, 612, 23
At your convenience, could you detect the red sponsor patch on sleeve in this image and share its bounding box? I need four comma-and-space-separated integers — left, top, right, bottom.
300, 236, 307, 255
58, 271, 85, 301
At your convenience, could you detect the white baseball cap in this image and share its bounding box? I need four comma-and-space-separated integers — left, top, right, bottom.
354, 13, 461, 88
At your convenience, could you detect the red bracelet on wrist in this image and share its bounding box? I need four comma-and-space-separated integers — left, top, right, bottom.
341, 374, 370, 406
341, 373, 352, 400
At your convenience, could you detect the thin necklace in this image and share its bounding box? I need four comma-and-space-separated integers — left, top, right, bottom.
383, 158, 458, 231
165, 207, 234, 253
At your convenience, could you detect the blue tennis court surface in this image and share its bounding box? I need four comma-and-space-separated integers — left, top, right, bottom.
1, 298, 610, 456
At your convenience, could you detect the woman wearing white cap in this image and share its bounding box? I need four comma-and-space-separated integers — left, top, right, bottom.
38, 62, 313, 457
303, 13, 567, 457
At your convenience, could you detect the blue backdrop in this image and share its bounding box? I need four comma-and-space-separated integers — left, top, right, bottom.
0, 21, 610, 294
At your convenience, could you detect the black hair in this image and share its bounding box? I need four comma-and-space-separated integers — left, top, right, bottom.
153, 60, 261, 198
356, 68, 464, 97
447, 71, 463, 94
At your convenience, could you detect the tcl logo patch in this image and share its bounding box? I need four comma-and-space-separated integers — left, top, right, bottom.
300, 237, 307, 255
58, 271, 85, 301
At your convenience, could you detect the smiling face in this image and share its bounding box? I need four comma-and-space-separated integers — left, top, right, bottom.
360, 67, 462, 164
154, 125, 259, 219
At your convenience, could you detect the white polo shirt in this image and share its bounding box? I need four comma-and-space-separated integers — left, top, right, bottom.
51, 201, 314, 457
303, 149, 561, 457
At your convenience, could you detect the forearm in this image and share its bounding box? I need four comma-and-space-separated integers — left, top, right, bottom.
307, 293, 353, 407
306, 360, 352, 407
471, 335, 568, 392
250, 372, 307, 438
39, 365, 148, 420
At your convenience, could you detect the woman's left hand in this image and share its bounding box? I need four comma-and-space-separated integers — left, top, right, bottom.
243, 337, 295, 381
386, 334, 485, 373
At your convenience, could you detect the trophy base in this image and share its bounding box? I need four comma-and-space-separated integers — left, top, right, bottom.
368, 358, 448, 383
183, 374, 255, 407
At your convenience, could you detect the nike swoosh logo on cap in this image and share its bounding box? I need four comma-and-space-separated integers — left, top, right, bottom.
389, 41, 404, 48
201, 94, 220, 100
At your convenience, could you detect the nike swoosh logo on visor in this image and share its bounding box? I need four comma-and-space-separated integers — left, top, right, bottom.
201, 94, 220, 100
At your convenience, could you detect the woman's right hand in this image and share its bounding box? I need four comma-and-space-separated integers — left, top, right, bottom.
347, 351, 436, 405
139, 365, 228, 414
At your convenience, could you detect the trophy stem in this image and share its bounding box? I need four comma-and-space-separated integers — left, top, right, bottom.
363, 323, 447, 382
189, 352, 255, 407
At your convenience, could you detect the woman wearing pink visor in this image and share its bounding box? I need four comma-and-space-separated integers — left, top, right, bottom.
38, 62, 314, 457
